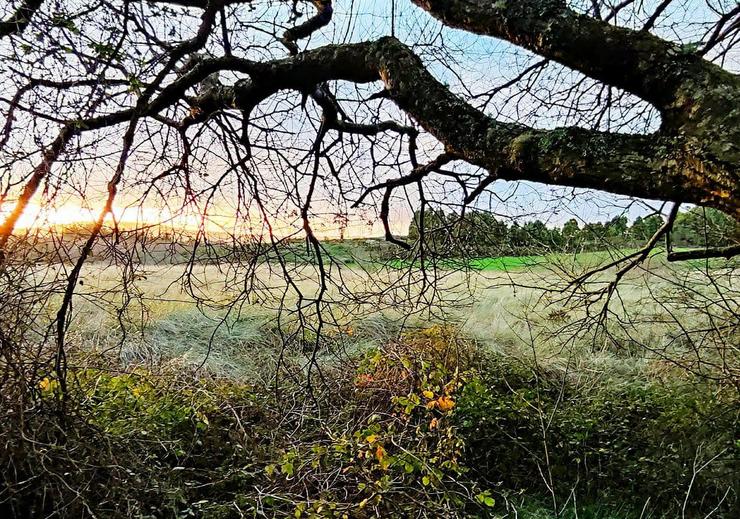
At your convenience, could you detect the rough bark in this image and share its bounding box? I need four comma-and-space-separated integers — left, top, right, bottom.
410, 0, 740, 216
190, 38, 739, 217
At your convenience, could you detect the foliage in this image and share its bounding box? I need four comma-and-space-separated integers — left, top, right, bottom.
1, 368, 276, 518
253, 326, 495, 518
406, 208, 740, 258
455, 355, 739, 517
3, 325, 736, 517
671, 207, 740, 248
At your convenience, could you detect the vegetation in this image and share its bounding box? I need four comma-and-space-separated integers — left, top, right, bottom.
407, 207, 740, 257
2, 261, 738, 518
3, 318, 737, 518
1, 1, 739, 518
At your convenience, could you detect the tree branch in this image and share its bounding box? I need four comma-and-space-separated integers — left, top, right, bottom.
410, 0, 728, 115
667, 245, 740, 262
410, 0, 740, 197
0, 0, 43, 38
189, 38, 739, 216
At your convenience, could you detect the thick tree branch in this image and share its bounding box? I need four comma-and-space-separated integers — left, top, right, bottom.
411, 0, 740, 194
667, 245, 740, 262
188, 38, 739, 217
145, 1, 740, 210
410, 1, 729, 115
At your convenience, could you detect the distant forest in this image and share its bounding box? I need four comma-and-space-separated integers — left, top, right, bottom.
408, 207, 740, 256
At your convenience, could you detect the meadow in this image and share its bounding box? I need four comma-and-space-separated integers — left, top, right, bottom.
67, 248, 728, 374
3, 249, 738, 518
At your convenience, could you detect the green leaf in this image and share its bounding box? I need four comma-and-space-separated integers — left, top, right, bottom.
476, 491, 496, 508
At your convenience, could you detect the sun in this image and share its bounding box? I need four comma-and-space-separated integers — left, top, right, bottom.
3, 201, 250, 234
2, 202, 169, 230
2, 203, 94, 230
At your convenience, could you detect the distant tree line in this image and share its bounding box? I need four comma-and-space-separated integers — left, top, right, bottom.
407, 207, 740, 257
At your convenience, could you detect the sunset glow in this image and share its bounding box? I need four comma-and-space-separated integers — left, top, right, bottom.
2, 202, 235, 232
5, 203, 168, 229
2, 200, 409, 239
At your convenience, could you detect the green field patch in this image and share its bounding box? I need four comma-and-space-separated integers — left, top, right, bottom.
385, 250, 660, 271
384, 255, 544, 271
468, 255, 544, 270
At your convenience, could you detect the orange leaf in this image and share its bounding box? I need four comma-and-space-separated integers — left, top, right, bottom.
376, 445, 385, 461
437, 395, 455, 412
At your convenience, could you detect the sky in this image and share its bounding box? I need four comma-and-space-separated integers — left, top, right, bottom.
2, 0, 737, 238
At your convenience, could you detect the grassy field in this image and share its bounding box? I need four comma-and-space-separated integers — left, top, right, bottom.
384, 248, 671, 271
4, 251, 738, 518
382, 247, 736, 272
61, 247, 738, 380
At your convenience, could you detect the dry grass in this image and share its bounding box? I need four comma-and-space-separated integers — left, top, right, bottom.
55, 257, 738, 388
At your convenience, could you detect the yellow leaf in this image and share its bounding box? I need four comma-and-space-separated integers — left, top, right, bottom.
366, 434, 377, 443
38, 377, 51, 391
422, 390, 434, 399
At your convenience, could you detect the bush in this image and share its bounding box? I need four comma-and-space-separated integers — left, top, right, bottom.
0, 368, 276, 518
455, 355, 738, 517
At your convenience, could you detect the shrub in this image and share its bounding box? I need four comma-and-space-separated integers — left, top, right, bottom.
2, 327, 735, 518
455, 354, 738, 517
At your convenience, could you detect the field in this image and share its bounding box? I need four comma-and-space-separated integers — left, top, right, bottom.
4, 250, 738, 518
382, 247, 713, 273
65, 249, 737, 380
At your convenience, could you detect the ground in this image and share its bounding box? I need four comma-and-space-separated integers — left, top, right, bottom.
3, 249, 738, 518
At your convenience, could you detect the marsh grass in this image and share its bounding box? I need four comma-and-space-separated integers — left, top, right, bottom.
59, 253, 737, 388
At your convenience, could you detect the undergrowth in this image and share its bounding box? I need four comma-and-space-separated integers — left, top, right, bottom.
1, 326, 736, 518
